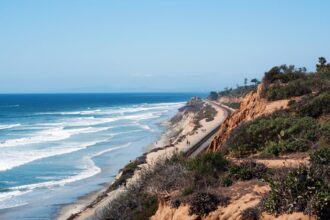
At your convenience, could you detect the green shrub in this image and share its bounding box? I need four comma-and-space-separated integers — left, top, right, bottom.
203, 104, 217, 122
263, 167, 311, 214
299, 92, 330, 117
316, 57, 330, 76
223, 102, 240, 109
220, 175, 233, 187
229, 161, 268, 181
263, 65, 307, 85
263, 148, 330, 220
310, 147, 330, 166
310, 147, 330, 184
262, 141, 282, 157
321, 121, 330, 143
265, 79, 312, 101
225, 114, 319, 157
215, 85, 257, 98
208, 91, 219, 101
182, 186, 194, 196
99, 192, 158, 220
263, 166, 330, 219
188, 192, 229, 216
263, 139, 311, 157
261, 62, 330, 101
108, 156, 146, 191
303, 75, 330, 93
229, 164, 253, 180
144, 155, 191, 195
186, 152, 228, 176
241, 207, 260, 220
306, 191, 330, 220
98, 153, 189, 220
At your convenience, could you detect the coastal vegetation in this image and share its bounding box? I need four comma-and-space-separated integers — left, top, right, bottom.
97, 151, 273, 219
172, 97, 217, 131
294, 91, 330, 118
225, 114, 319, 157
98, 188, 158, 220
224, 59, 330, 159
261, 58, 330, 101
188, 192, 229, 216
208, 79, 258, 109
262, 148, 330, 219
95, 58, 330, 220
208, 84, 258, 101
221, 101, 240, 109
222, 58, 330, 219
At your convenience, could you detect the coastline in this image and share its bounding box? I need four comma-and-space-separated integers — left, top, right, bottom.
58, 99, 229, 220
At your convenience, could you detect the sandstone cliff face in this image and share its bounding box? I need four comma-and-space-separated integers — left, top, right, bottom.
149, 85, 315, 220
151, 181, 313, 220
208, 84, 290, 152
151, 181, 269, 220
151, 203, 313, 220
150, 201, 195, 220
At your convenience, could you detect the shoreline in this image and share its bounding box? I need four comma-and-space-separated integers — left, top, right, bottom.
58, 100, 229, 220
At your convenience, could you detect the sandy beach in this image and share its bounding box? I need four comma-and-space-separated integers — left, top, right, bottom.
58, 100, 229, 220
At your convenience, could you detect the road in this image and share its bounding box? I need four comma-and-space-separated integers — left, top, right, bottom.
184, 101, 233, 158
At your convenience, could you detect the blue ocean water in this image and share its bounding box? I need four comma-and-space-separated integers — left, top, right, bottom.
0, 93, 203, 219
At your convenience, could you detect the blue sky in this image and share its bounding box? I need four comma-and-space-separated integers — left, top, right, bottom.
0, 0, 329, 93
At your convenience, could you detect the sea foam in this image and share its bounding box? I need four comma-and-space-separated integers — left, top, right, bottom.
0, 138, 110, 171
15, 143, 131, 191
0, 126, 109, 148
0, 124, 21, 130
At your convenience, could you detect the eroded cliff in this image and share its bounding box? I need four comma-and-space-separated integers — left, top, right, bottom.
208, 84, 290, 152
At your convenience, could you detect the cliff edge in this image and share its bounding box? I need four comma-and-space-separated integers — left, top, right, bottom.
208, 84, 290, 152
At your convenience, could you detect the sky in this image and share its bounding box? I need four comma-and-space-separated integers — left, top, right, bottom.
0, 0, 330, 93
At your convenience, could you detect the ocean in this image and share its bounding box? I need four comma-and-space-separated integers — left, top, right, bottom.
0, 93, 203, 219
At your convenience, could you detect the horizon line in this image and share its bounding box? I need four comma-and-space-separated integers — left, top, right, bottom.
0, 91, 209, 95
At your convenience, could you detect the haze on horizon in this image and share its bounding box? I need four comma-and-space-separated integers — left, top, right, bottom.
0, 0, 329, 93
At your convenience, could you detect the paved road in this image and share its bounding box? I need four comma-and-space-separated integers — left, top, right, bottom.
184, 101, 233, 158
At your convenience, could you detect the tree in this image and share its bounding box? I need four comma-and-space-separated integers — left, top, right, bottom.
250, 78, 260, 85
244, 78, 248, 87
316, 57, 330, 74
319, 57, 327, 66
208, 91, 219, 101
298, 67, 307, 73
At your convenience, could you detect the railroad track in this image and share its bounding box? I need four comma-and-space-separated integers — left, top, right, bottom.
184, 102, 232, 158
